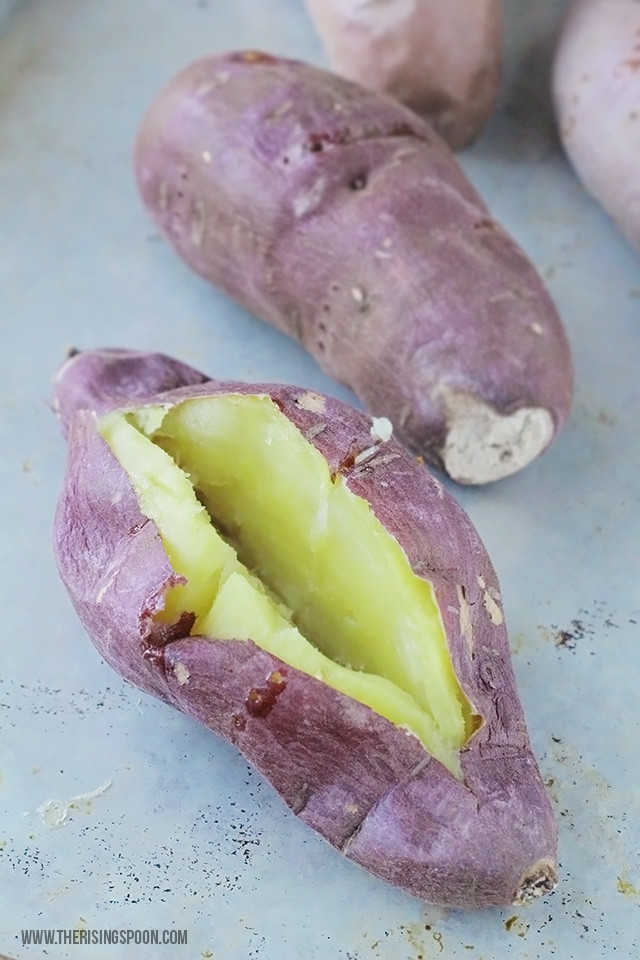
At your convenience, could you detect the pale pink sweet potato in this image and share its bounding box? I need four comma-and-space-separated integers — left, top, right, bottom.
53, 348, 557, 909
553, 0, 640, 253
303, 0, 503, 149
134, 51, 573, 485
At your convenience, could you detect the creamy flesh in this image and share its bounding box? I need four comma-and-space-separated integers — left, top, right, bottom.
99, 395, 474, 776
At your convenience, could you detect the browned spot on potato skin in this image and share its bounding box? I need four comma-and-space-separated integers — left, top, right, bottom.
233, 51, 278, 65
473, 218, 495, 231
330, 444, 363, 479
290, 782, 311, 815
143, 610, 196, 650
306, 127, 352, 152
349, 172, 368, 190
245, 669, 287, 718
142, 645, 165, 668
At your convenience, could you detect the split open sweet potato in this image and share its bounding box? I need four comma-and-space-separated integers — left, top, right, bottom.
53, 348, 557, 908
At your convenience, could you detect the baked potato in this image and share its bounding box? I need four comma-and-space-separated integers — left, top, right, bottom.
53, 348, 558, 909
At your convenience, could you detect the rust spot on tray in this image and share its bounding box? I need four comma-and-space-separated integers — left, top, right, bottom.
555, 619, 586, 650
245, 669, 287, 718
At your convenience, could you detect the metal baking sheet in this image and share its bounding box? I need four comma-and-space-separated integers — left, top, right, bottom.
1, 1, 638, 957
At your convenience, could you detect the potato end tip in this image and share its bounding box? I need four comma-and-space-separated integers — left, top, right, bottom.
439, 391, 555, 484
513, 858, 558, 906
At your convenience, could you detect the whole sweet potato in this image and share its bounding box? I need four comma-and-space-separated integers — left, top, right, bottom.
134, 52, 573, 485
553, 0, 640, 253
53, 348, 557, 909
303, 0, 503, 149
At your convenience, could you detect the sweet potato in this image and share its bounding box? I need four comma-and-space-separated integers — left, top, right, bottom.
134, 51, 573, 485
53, 348, 557, 909
553, 0, 640, 253
302, 0, 503, 149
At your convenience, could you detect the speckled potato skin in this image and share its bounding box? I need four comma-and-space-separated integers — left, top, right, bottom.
303, 0, 503, 150
553, 0, 640, 253
53, 349, 557, 909
134, 52, 573, 485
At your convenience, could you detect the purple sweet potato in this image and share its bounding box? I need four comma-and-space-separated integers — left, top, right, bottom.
303, 0, 503, 150
53, 348, 557, 908
134, 51, 573, 485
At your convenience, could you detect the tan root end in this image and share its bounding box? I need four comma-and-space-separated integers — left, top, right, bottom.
439, 390, 554, 484
513, 858, 558, 906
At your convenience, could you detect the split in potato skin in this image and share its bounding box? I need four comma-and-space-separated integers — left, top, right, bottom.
100, 394, 476, 778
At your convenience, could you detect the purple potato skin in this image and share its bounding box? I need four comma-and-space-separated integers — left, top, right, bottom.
134, 52, 573, 485
53, 349, 557, 908
302, 0, 503, 150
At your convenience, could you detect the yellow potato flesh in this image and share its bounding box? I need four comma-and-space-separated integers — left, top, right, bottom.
99, 395, 473, 776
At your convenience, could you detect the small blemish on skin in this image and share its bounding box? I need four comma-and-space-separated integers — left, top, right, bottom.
349, 173, 367, 190
354, 445, 378, 466
304, 423, 327, 441
429, 475, 445, 498
295, 391, 326, 413
245, 670, 287, 718
350, 285, 370, 313
483, 591, 504, 625
95, 581, 109, 604
202, 150, 212, 163
158, 180, 170, 212
293, 177, 327, 217
374, 236, 393, 258
456, 585, 473, 647
530, 322, 544, 335
356, 453, 401, 473
195, 72, 229, 97
174, 662, 190, 686
190, 199, 206, 246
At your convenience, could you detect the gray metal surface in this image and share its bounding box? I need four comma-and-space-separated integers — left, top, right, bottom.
1, 1, 638, 958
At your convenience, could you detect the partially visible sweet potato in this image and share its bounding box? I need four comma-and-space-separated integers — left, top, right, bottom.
553, 0, 640, 253
303, 0, 503, 149
134, 52, 573, 485
53, 348, 558, 909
